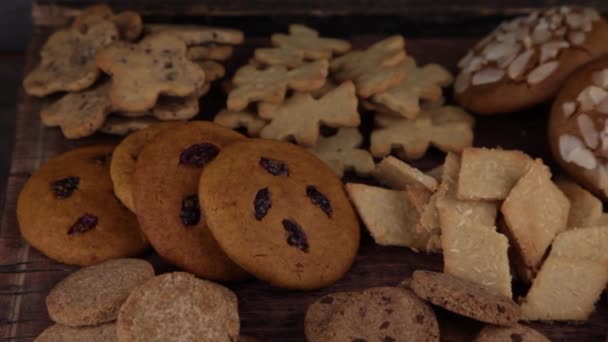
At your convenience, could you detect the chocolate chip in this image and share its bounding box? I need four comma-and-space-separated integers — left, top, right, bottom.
385, 309, 393, 315
306, 186, 332, 217
382, 337, 396, 342
510, 333, 523, 342
282, 219, 309, 253
51, 177, 79, 199
379, 321, 390, 329
68, 214, 98, 234
415, 314, 424, 324
259, 157, 289, 176
497, 304, 506, 313
254, 188, 271, 220
180, 194, 200, 226
320, 296, 334, 304
164, 61, 173, 69
179, 143, 220, 167
380, 296, 391, 304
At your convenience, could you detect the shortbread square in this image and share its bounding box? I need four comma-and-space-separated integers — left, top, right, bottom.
373, 156, 438, 192
555, 178, 602, 229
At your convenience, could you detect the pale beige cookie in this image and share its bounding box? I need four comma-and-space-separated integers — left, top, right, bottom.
227, 60, 329, 111
23, 20, 118, 97
370, 105, 474, 159
100, 116, 167, 136
72, 4, 143, 41
259, 81, 360, 146
474, 324, 550, 342
556, 178, 602, 228
187, 44, 234, 61
253, 47, 305, 68
152, 95, 199, 120
257, 80, 338, 119
599, 213, 608, 225
145, 24, 244, 45
271, 24, 351, 60
425, 164, 444, 181
330, 35, 407, 97
34, 323, 116, 342
96, 34, 206, 112
501, 159, 570, 276
213, 109, 267, 137
194, 60, 226, 82
373, 155, 438, 192
370, 57, 453, 118
307, 128, 374, 177
41, 82, 113, 139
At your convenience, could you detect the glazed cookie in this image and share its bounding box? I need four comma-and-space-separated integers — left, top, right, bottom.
23, 20, 118, 97
96, 33, 206, 112
198, 139, 360, 290
110, 122, 182, 211
34, 323, 116, 342
17, 145, 148, 266
549, 55, 608, 200
455, 6, 608, 114
46, 258, 154, 327
132, 121, 247, 280
474, 324, 550, 342
305, 287, 439, 342
72, 4, 143, 41
410, 271, 520, 326
117, 272, 240, 342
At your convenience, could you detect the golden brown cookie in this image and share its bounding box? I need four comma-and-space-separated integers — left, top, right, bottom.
455, 7, 608, 114
132, 121, 247, 281
34, 323, 117, 342
198, 139, 360, 290
145, 24, 244, 45
17, 145, 148, 266
72, 4, 143, 41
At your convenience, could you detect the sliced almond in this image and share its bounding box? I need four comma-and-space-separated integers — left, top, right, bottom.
554, 27, 567, 37
565, 12, 584, 29
472, 68, 504, 86
548, 14, 563, 30
582, 20, 593, 33
458, 51, 474, 69
577, 85, 608, 111
577, 113, 599, 149
526, 61, 559, 84
559, 6, 572, 15
562, 101, 577, 118
508, 49, 535, 79
568, 31, 586, 45
464, 56, 485, 73
559, 133, 585, 160
454, 71, 471, 93
568, 146, 597, 169
532, 21, 552, 44
592, 69, 608, 88
483, 41, 520, 61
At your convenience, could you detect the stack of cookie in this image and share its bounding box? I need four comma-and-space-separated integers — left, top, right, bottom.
24, 4, 243, 139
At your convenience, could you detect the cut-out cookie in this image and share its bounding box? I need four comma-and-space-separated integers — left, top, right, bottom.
330, 35, 407, 97
152, 95, 200, 120
100, 116, 169, 136
227, 60, 328, 111
254, 47, 305, 68
258, 80, 338, 119
370, 105, 474, 159
187, 44, 234, 61
72, 4, 143, 41
307, 128, 374, 177
213, 109, 268, 137
259, 81, 360, 146
96, 33, 206, 112
193, 60, 225, 82
145, 24, 244, 45
23, 20, 119, 97
370, 57, 453, 119
271, 24, 351, 60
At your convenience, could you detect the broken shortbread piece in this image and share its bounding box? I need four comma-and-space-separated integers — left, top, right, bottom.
373, 156, 438, 192
555, 178, 602, 229
501, 159, 570, 276
521, 226, 608, 321
457, 148, 532, 200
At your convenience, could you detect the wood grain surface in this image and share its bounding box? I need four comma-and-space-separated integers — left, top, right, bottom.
1, 7, 608, 342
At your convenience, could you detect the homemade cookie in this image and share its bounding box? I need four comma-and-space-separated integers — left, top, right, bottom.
72, 4, 142, 41
305, 287, 439, 342
23, 20, 118, 97
133, 121, 247, 280
17, 145, 148, 266
194, 60, 226, 82
96, 33, 206, 112
100, 116, 165, 135
555, 177, 602, 228
152, 95, 200, 120
455, 7, 608, 114
145, 24, 244, 45
110, 122, 182, 211
410, 270, 520, 326
474, 324, 550, 342
46, 258, 154, 327
187, 44, 234, 61
373, 155, 438, 192
199, 139, 360, 289
34, 323, 117, 342
307, 128, 374, 177
259, 81, 360, 146
548, 55, 608, 200
117, 272, 240, 342
213, 109, 267, 137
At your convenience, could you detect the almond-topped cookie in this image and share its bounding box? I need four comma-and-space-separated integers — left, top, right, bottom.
455, 6, 608, 114
549, 55, 608, 200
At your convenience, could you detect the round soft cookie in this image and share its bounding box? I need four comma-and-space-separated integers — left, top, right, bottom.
110, 121, 182, 211
474, 324, 550, 342
116, 272, 239, 342
132, 121, 248, 281
549, 55, 608, 200
198, 139, 360, 290
34, 322, 117, 342
455, 6, 608, 115
17, 145, 148, 266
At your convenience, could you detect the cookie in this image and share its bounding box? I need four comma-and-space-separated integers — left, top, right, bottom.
370, 57, 453, 118
330, 35, 407, 98
474, 324, 550, 342
555, 177, 602, 228
227, 60, 328, 111
370, 105, 474, 159
373, 155, 438, 192
72, 4, 143, 41
34, 322, 116, 342
133, 121, 247, 280
110, 122, 182, 211
455, 7, 608, 114
213, 109, 267, 137
307, 128, 374, 177
198, 139, 360, 289
17, 145, 148, 266
152, 95, 200, 120
100, 116, 166, 135
254, 47, 306, 68
46, 258, 154, 327
23, 20, 118, 97
145, 24, 244, 45
187, 44, 234, 61
194, 60, 226, 82
96, 33, 206, 112
548, 55, 608, 200
117, 272, 240, 342
410, 270, 520, 326
305, 287, 439, 342
259, 81, 360, 146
